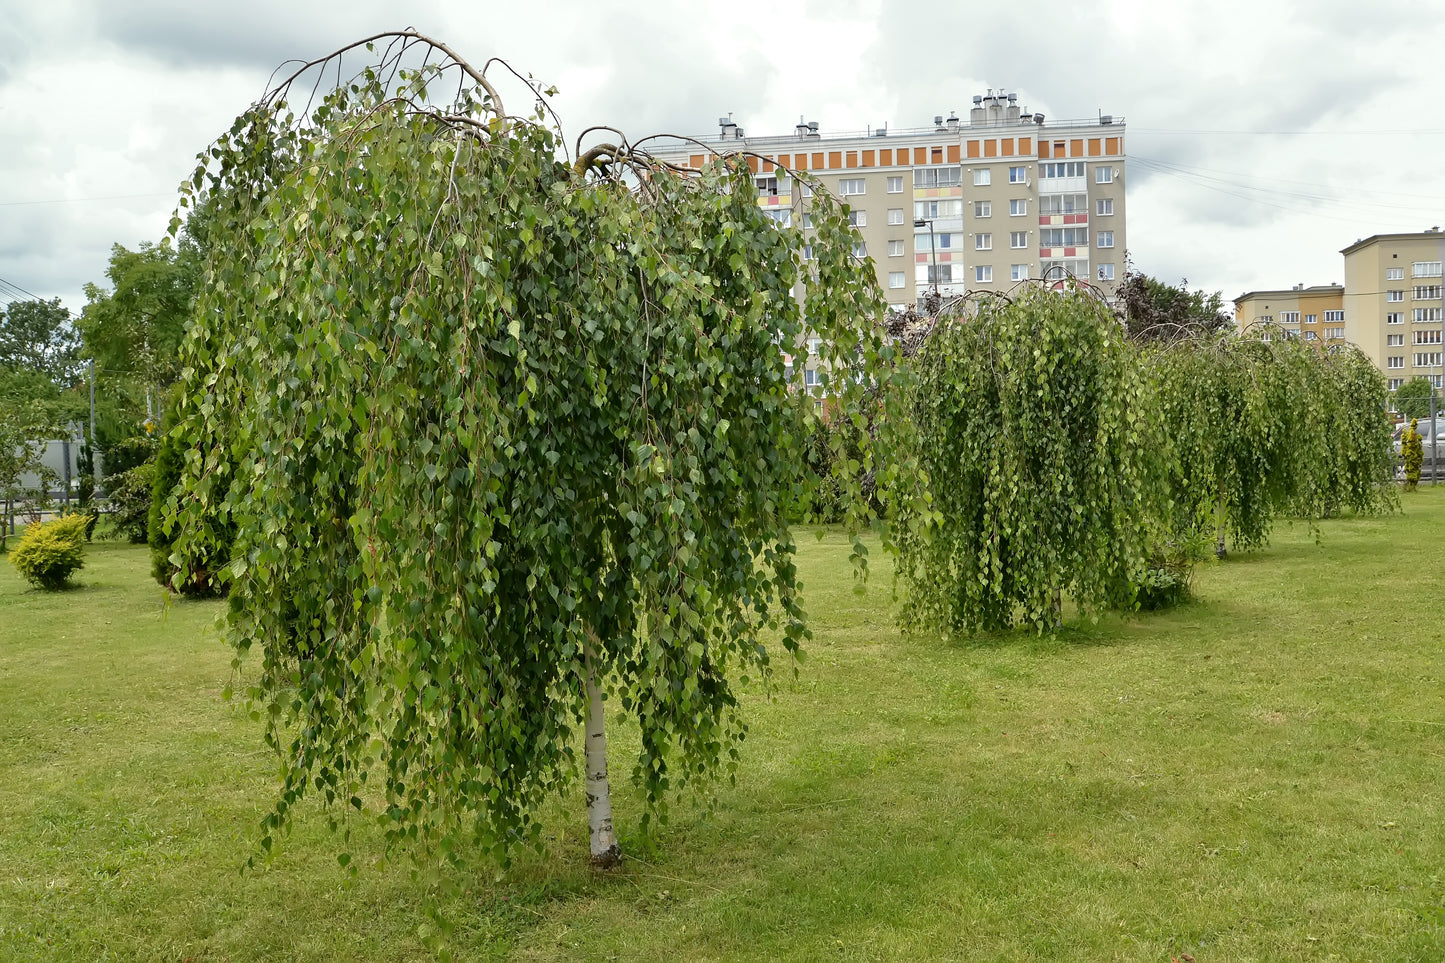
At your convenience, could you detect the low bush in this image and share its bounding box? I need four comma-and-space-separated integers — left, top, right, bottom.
9, 514, 91, 590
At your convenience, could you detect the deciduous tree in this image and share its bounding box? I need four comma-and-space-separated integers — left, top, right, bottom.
168, 32, 900, 873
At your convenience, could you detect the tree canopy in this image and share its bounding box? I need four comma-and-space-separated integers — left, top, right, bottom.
1394, 375, 1438, 421
1118, 267, 1233, 344
167, 32, 901, 872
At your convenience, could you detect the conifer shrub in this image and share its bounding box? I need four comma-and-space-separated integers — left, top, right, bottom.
10, 514, 91, 590
1403, 419, 1423, 491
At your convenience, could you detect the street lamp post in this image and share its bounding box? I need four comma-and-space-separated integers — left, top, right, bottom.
914, 217, 937, 298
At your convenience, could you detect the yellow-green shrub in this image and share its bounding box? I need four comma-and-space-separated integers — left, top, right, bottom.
9, 514, 91, 590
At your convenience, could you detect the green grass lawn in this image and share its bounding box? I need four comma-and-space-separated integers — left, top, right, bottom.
3, 493, 1443, 962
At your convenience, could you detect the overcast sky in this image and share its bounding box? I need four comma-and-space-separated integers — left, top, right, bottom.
3, 0, 1444, 314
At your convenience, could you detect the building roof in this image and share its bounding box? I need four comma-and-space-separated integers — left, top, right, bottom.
1340, 231, 1445, 256
1234, 284, 1343, 303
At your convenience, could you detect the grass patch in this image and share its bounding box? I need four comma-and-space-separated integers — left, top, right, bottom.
3, 493, 1444, 960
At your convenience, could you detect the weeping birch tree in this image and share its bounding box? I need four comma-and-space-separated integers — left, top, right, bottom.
168, 32, 900, 870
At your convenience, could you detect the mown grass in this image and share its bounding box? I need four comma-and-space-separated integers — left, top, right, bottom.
2, 492, 1443, 961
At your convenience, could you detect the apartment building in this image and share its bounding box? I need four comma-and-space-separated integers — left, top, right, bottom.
1238, 230, 1445, 393
1341, 231, 1445, 392
650, 91, 1127, 311
1233, 285, 1345, 344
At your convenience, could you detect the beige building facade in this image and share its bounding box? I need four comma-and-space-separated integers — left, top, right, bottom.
1341, 232, 1445, 392
652, 91, 1127, 311
1233, 285, 1345, 345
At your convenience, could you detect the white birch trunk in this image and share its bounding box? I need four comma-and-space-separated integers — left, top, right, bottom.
583, 640, 620, 868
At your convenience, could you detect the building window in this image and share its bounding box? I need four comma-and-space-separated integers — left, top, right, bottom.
1007, 199, 1026, 217
1414, 308, 1443, 322
1388, 267, 1405, 280
916, 232, 954, 251
755, 175, 787, 197
1095, 166, 1113, 183
1414, 261, 1443, 278
849, 209, 867, 227
914, 167, 962, 189
1303, 330, 1318, 341
1324, 327, 1344, 341
1388, 334, 1405, 346
888, 239, 905, 256
1256, 315, 1273, 324
1280, 311, 1300, 323
1009, 165, 1027, 183
1010, 231, 1028, 249
1039, 227, 1088, 247
975, 233, 992, 251
1041, 258, 1089, 281
914, 199, 963, 219
1040, 162, 1087, 178
889, 271, 906, 289
974, 200, 991, 218
1387, 290, 1405, 302
1038, 194, 1087, 215
1011, 263, 1029, 281
851, 241, 868, 258
888, 208, 904, 225
1096, 198, 1114, 216
1389, 378, 1404, 390
1415, 285, 1442, 300
1097, 231, 1114, 248
801, 213, 814, 229
887, 175, 903, 193
1415, 352, 1443, 368
1388, 312, 1404, 324
802, 243, 814, 261
1323, 310, 1344, 322
973, 168, 991, 186
1389, 356, 1405, 369
1415, 330, 1442, 345
840, 178, 866, 195
805, 368, 818, 387
1097, 263, 1115, 281
763, 208, 792, 227
1304, 314, 1317, 324
918, 264, 954, 284
975, 265, 993, 283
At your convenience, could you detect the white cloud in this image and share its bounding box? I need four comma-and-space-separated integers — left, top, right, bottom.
2, 0, 1445, 313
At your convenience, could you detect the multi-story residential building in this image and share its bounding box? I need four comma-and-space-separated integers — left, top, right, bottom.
1342, 231, 1445, 392
1233, 285, 1345, 344
651, 91, 1127, 311
1239, 230, 1445, 395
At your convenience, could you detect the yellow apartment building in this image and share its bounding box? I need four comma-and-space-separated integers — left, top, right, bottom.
1233, 285, 1345, 345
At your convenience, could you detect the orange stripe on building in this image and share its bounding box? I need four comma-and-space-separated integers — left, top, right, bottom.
689, 154, 704, 169
947, 144, 960, 163
967, 140, 980, 159
794, 153, 808, 170
1087, 138, 1100, 156
880, 148, 893, 166
812, 152, 825, 169
828, 151, 842, 168
1070, 139, 1084, 157
1019, 137, 1032, 155
762, 157, 774, 172
1105, 136, 1120, 155
846, 151, 858, 169
862, 149, 875, 167
914, 146, 927, 165
747, 156, 759, 173
1001, 138, 1014, 157
1039, 141, 1050, 158
984, 140, 997, 158
776, 153, 790, 168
